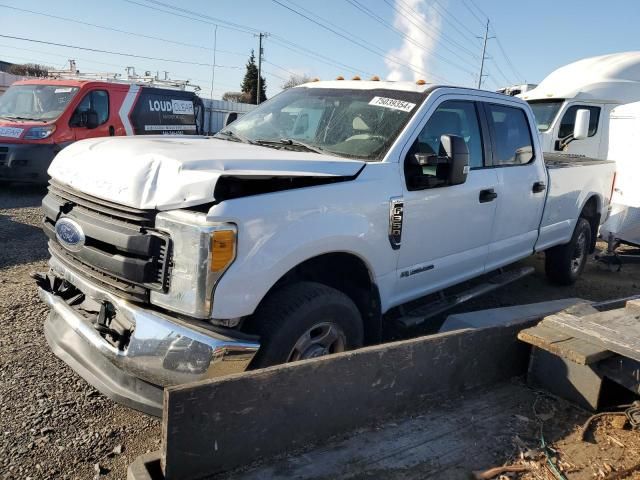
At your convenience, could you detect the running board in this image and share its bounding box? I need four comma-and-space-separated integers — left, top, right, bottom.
395, 266, 535, 328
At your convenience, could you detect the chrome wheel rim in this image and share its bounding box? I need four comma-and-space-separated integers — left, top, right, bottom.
571, 230, 588, 275
287, 322, 347, 362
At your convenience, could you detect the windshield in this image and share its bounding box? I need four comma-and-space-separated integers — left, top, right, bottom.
0, 84, 80, 121
218, 87, 425, 161
527, 99, 564, 132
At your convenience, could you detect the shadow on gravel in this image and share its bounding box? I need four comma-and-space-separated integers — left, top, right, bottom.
0, 214, 48, 268
0, 184, 47, 209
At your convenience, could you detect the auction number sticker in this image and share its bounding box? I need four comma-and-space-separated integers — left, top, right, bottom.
369, 96, 416, 112
0, 126, 24, 138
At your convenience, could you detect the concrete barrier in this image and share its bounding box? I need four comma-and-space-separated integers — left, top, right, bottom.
135, 318, 537, 479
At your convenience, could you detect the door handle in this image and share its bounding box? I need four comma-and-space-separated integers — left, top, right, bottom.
532, 181, 546, 193
479, 188, 498, 203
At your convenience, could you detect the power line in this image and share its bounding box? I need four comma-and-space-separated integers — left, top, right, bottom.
126, 0, 372, 79
493, 35, 524, 82
0, 34, 244, 69
125, 0, 259, 35
348, 0, 475, 76
461, 0, 486, 27
418, 0, 480, 46
272, 0, 452, 82
264, 60, 298, 78
384, 0, 480, 60
270, 36, 373, 77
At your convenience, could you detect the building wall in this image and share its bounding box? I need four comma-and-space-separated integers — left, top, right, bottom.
201, 98, 255, 134
0, 71, 27, 95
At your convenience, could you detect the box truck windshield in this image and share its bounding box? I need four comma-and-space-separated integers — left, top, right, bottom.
527, 99, 564, 132
0, 84, 79, 121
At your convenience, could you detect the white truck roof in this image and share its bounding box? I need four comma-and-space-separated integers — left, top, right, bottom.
520, 51, 640, 103
296, 80, 433, 93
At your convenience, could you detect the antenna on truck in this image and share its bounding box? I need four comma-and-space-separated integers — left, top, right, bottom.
48, 60, 201, 92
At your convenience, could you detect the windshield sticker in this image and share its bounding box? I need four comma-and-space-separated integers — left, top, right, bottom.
0, 126, 24, 139
54, 87, 74, 93
369, 96, 416, 112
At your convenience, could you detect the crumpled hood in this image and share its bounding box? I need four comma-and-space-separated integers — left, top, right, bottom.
48, 136, 365, 210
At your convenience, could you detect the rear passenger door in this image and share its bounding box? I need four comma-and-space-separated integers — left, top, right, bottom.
482, 102, 547, 270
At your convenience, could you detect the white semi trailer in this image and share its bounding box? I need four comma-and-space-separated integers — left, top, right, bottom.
520, 51, 640, 159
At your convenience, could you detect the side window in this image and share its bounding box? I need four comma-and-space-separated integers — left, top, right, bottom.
485, 104, 534, 166
558, 105, 600, 138
71, 90, 109, 126
415, 100, 484, 168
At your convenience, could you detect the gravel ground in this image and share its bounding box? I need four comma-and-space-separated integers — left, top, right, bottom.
1, 185, 638, 479
0, 186, 159, 480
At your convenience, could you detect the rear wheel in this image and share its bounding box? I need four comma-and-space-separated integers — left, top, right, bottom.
248, 281, 364, 368
545, 217, 592, 285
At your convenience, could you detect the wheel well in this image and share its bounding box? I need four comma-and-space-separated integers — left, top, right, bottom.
580, 196, 600, 253
247, 253, 382, 345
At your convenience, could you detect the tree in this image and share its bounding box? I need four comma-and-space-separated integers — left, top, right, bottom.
282, 74, 313, 90
8, 63, 51, 77
240, 51, 266, 104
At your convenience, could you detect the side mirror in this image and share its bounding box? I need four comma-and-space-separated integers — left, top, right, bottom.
573, 109, 590, 140
84, 110, 100, 129
440, 134, 469, 186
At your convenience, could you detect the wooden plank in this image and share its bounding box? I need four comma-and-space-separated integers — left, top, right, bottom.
518, 324, 612, 365
543, 308, 640, 362
626, 299, 640, 315
161, 321, 535, 480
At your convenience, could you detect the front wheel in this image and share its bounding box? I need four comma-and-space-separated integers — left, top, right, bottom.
248, 281, 364, 369
545, 217, 592, 285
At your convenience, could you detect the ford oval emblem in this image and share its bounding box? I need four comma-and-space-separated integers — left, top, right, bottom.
55, 218, 85, 252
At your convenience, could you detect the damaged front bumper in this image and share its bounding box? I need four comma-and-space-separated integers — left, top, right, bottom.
36, 261, 260, 416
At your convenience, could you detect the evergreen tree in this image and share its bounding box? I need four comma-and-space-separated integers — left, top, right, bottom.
240, 51, 267, 104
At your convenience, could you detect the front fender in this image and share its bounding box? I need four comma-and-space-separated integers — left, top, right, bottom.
207, 164, 400, 319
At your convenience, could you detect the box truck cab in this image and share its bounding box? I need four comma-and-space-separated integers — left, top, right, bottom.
520, 52, 640, 159
0, 78, 201, 184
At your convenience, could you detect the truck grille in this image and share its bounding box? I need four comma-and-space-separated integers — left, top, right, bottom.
0, 146, 8, 166
42, 180, 172, 303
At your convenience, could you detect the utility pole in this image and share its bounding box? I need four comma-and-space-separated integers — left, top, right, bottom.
477, 19, 493, 89
210, 25, 218, 100
256, 32, 267, 104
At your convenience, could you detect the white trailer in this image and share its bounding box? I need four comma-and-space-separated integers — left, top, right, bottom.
200, 98, 255, 135
600, 101, 640, 248
520, 51, 640, 159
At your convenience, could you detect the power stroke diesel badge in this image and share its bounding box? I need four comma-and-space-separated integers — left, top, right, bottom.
55, 218, 86, 252
388, 197, 404, 250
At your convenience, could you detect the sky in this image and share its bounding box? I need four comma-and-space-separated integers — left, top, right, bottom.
1, 0, 639, 100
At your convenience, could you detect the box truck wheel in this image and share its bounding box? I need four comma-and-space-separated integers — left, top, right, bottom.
545, 217, 592, 285
248, 281, 364, 368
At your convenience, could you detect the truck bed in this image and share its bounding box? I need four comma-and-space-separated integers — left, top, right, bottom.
544, 153, 613, 168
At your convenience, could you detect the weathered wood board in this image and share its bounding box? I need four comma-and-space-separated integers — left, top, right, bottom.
543, 300, 640, 362
161, 321, 535, 480
518, 324, 612, 365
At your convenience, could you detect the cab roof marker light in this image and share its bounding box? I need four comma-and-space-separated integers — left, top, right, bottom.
336, 76, 344, 80
416, 79, 426, 85
352, 75, 361, 81
312, 78, 320, 82
370, 76, 380, 81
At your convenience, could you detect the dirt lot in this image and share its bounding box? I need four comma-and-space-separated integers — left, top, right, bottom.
1, 185, 638, 479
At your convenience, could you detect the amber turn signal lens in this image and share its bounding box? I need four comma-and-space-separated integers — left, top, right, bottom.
210, 230, 236, 272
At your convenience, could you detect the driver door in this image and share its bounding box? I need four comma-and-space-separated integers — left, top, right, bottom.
394, 98, 499, 304
70, 89, 112, 140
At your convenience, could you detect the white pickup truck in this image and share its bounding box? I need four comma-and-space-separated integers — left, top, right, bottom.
36, 81, 615, 415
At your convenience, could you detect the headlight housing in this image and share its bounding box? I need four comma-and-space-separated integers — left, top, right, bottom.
151, 210, 237, 318
24, 125, 56, 140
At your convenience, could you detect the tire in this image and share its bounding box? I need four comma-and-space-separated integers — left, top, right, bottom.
248, 281, 364, 369
545, 217, 592, 285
